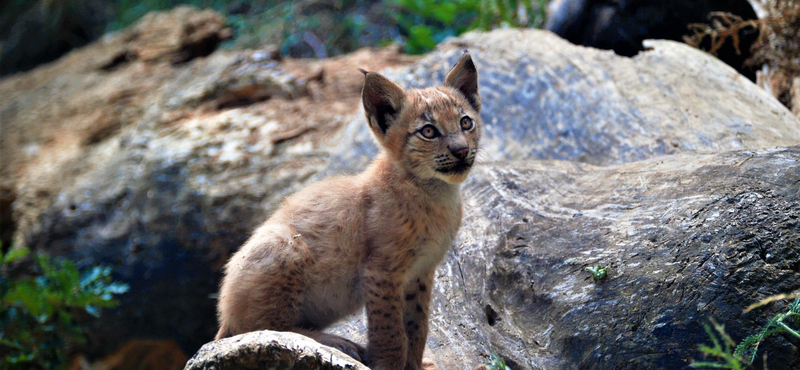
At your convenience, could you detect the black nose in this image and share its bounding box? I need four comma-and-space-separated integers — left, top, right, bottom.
451, 146, 469, 160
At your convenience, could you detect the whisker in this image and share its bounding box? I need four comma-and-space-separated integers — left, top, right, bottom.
475, 151, 495, 160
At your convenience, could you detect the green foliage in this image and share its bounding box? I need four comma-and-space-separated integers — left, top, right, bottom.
107, 0, 554, 56
692, 318, 747, 370
585, 265, 608, 282
0, 245, 129, 370
225, 1, 380, 56
393, 0, 550, 54
106, 0, 232, 32
487, 353, 513, 370
107, 0, 393, 57
693, 296, 800, 369
735, 296, 800, 364
7, 0, 554, 64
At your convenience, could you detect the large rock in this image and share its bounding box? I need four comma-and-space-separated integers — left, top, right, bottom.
0, 6, 234, 248
184, 331, 368, 370
332, 146, 800, 369
172, 146, 800, 370
3, 22, 800, 369
329, 30, 799, 172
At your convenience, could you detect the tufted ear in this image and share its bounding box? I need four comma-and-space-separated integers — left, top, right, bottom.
445, 52, 480, 113
360, 69, 406, 136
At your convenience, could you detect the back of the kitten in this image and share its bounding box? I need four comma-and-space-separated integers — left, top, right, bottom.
216, 175, 371, 357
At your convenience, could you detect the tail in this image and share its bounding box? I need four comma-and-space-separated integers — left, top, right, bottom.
214, 326, 229, 340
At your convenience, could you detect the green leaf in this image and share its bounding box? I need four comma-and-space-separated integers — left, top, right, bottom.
1, 249, 128, 369
0, 338, 23, 350
5, 352, 36, 364
85, 305, 100, 318
408, 24, 437, 51
428, 3, 458, 24
691, 361, 740, 369
106, 283, 130, 295
2, 247, 29, 265
62, 260, 80, 289
36, 254, 55, 277
79, 266, 106, 289
585, 265, 609, 282
4, 281, 46, 317
488, 353, 512, 370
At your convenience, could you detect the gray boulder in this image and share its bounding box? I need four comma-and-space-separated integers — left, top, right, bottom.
332, 146, 800, 369
330, 30, 800, 171
184, 331, 368, 370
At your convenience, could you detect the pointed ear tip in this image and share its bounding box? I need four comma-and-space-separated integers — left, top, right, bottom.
459, 51, 475, 66
357, 68, 368, 75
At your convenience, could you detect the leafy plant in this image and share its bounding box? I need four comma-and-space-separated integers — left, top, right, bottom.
585, 265, 608, 282
487, 353, 513, 370
692, 318, 747, 370
106, 0, 232, 32
735, 295, 800, 364
692, 294, 800, 369
0, 245, 129, 370
392, 0, 550, 54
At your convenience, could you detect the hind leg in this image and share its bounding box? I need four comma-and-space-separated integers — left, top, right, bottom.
216, 223, 312, 338
215, 223, 367, 363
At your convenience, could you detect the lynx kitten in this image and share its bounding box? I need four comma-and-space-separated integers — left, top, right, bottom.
216, 52, 481, 370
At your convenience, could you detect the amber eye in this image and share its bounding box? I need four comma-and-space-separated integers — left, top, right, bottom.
419, 125, 440, 139
460, 116, 474, 131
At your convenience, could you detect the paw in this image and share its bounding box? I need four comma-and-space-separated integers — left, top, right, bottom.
422, 358, 439, 370
329, 338, 367, 363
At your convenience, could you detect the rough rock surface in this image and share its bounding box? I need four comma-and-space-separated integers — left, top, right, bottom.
3, 18, 800, 369
0, 6, 232, 248
184, 331, 368, 370
330, 30, 800, 173
332, 147, 800, 369
125, 6, 232, 64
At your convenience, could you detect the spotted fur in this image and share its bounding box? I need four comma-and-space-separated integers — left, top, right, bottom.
216, 52, 481, 370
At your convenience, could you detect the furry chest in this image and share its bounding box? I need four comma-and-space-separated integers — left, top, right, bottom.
405, 195, 462, 277
405, 225, 457, 282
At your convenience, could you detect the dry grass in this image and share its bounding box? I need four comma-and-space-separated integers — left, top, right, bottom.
684, 0, 799, 71
750, 0, 800, 74
684, 12, 761, 57
685, 1, 800, 114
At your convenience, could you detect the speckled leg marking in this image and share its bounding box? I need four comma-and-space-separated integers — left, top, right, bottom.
403, 272, 434, 370
364, 265, 407, 370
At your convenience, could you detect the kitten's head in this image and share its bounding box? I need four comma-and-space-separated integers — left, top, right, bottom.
360, 52, 481, 184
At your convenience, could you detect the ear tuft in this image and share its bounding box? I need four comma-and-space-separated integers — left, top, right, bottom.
445, 52, 480, 113
361, 72, 405, 135
357, 68, 368, 75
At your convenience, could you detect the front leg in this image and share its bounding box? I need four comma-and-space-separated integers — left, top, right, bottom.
364, 263, 408, 370
403, 270, 434, 370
